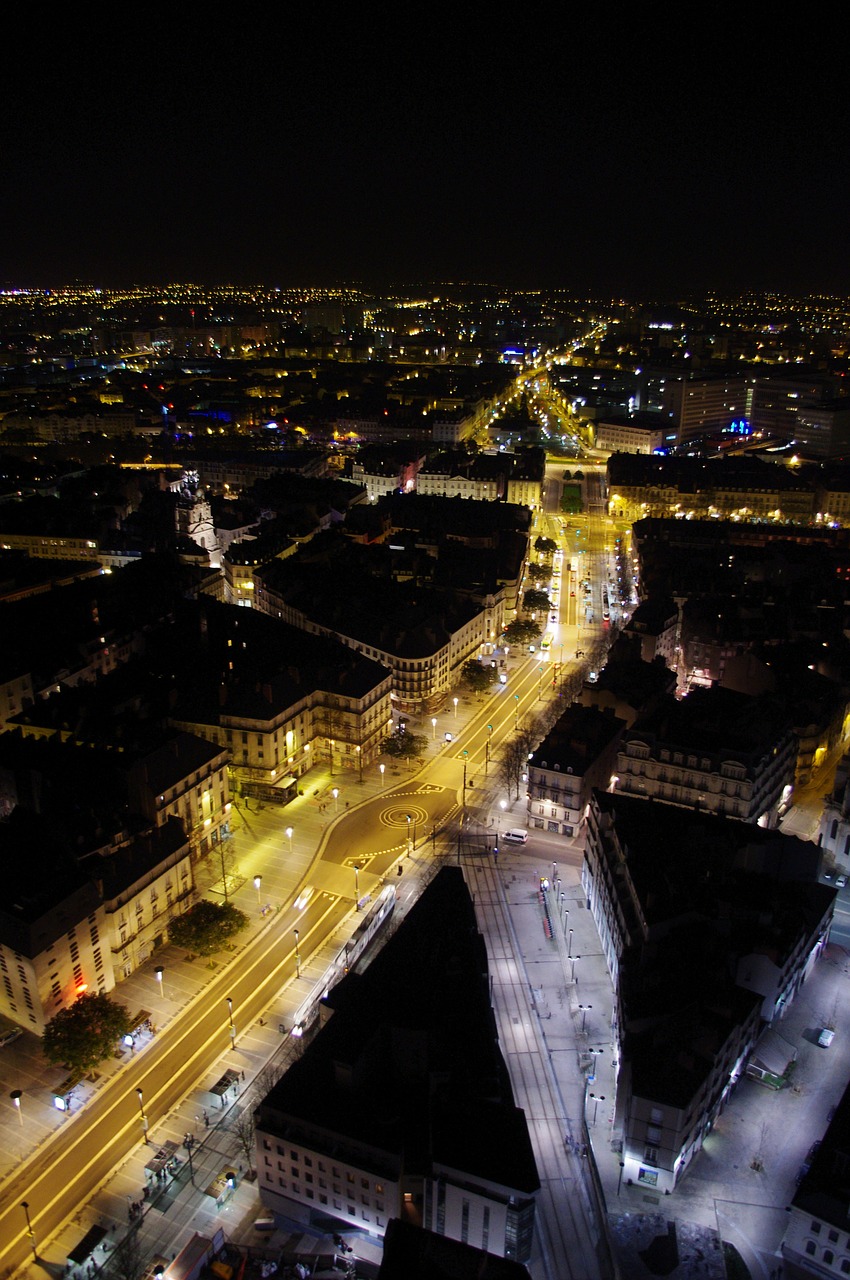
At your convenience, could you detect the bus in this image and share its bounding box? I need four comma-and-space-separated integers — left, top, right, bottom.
540, 631, 554, 650
602, 588, 610, 621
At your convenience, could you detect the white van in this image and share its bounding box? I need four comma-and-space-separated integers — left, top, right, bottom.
503, 829, 528, 844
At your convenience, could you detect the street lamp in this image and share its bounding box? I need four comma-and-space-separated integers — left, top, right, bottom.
589, 1092, 606, 1125
453, 697, 458, 719
406, 814, 412, 854
285, 826, 293, 852
10, 1089, 22, 1126
514, 693, 519, 728
485, 723, 493, 774
329, 738, 335, 776
570, 954, 581, 982
356, 744, 363, 783
568, 928, 574, 958
617, 1160, 626, 1195
21, 1201, 37, 1261
136, 1087, 149, 1144
294, 928, 301, 978
379, 763, 385, 787
155, 964, 165, 1000
354, 864, 361, 908
432, 717, 437, 739
332, 787, 339, 812
184, 1132, 197, 1187
579, 1003, 592, 1033
254, 875, 262, 907
226, 996, 235, 1050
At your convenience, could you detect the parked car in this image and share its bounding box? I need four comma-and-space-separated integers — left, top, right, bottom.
818, 1027, 835, 1048
836, 874, 847, 888
0, 1026, 23, 1048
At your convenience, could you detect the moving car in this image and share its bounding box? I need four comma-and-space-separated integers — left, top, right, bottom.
0, 1026, 23, 1048
503, 829, 529, 844
295, 886, 315, 911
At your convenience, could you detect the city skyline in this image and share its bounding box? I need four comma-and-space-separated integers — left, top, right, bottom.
3, 15, 847, 295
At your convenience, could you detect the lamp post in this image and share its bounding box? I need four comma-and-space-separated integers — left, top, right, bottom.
617, 1160, 626, 1195
514, 693, 519, 728
136, 1087, 149, 1144
431, 717, 437, 739
356, 744, 363, 783
453, 697, 458, 719
226, 996, 235, 1051
254, 875, 262, 908
589, 1092, 606, 1125
184, 1132, 197, 1187
10, 1089, 22, 1126
332, 787, 339, 812
294, 928, 301, 978
588, 1046, 604, 1078
155, 965, 165, 1000
568, 928, 574, 958
579, 1003, 592, 1033
406, 814, 412, 855
21, 1201, 37, 1261
485, 724, 493, 774
570, 954, 581, 982
379, 763, 385, 787
285, 826, 293, 853
462, 751, 468, 819
354, 864, 361, 908
329, 738, 334, 776
552, 861, 557, 884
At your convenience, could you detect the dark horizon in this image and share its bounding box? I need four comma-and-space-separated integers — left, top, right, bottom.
3, 16, 847, 298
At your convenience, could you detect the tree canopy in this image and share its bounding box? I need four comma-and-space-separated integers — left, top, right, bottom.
382, 727, 428, 760
534, 536, 558, 555
503, 618, 543, 645
460, 660, 497, 695
168, 899, 249, 957
42, 992, 133, 1076
523, 588, 551, 613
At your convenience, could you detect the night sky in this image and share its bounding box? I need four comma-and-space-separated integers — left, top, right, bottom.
3, 14, 847, 295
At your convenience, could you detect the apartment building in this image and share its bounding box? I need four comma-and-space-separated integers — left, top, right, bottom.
613, 686, 797, 828
255, 867, 539, 1262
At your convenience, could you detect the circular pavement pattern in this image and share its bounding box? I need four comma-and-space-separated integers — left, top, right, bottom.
379, 803, 430, 830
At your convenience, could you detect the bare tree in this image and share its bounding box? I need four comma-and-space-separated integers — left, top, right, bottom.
109, 1225, 144, 1280
230, 1106, 257, 1173
499, 737, 528, 802
255, 1060, 284, 1099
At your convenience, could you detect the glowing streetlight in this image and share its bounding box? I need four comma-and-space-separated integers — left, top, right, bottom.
155, 964, 166, 1000
285, 826, 293, 852
294, 928, 301, 978
588, 1092, 606, 1125
568, 928, 574, 958
453, 697, 458, 719
332, 787, 339, 812
10, 1089, 22, 1126
226, 996, 235, 1050
431, 717, 437, 739
354, 864, 361, 908
136, 1087, 149, 1143
379, 763, 385, 787
514, 693, 520, 727
406, 814, 412, 854
254, 875, 262, 907
579, 1003, 592, 1033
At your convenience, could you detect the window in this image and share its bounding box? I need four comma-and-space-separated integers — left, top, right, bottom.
812, 1223, 822, 1235
830, 1230, 840, 1244
647, 1125, 662, 1144
805, 1241, 816, 1255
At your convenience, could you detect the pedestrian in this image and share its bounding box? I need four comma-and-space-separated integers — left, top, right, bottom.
241, 1070, 245, 1082
204, 1113, 209, 1128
